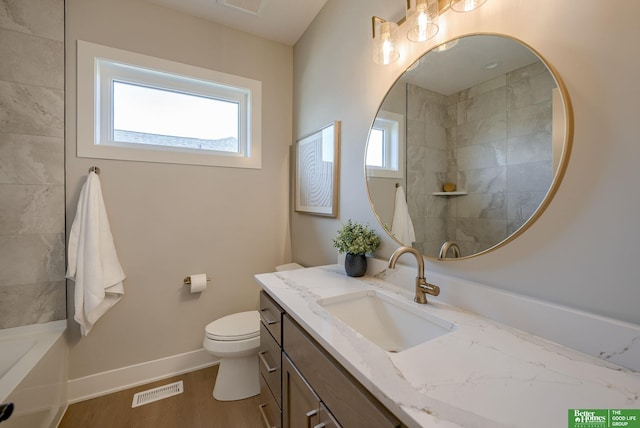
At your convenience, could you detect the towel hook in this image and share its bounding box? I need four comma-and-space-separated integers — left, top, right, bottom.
89, 166, 100, 175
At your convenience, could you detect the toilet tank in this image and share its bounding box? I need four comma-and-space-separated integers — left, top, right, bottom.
275, 263, 304, 272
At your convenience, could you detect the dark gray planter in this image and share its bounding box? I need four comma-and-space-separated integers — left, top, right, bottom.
345, 253, 367, 277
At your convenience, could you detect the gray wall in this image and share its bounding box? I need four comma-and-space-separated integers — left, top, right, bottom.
0, 0, 66, 329
65, 0, 293, 380
292, 0, 640, 326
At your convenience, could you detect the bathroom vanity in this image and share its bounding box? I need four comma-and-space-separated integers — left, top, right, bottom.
257, 291, 282, 427
255, 264, 640, 428
258, 290, 399, 427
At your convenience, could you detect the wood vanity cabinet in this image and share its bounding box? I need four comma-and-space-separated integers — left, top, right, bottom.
317, 403, 341, 428
259, 292, 284, 428
259, 291, 402, 428
282, 354, 340, 428
282, 353, 321, 427
283, 315, 401, 428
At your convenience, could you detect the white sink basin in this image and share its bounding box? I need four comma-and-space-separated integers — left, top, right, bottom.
318, 289, 455, 352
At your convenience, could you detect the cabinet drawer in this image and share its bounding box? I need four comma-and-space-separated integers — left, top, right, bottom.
259, 375, 281, 428
260, 291, 284, 345
283, 315, 401, 428
259, 322, 282, 408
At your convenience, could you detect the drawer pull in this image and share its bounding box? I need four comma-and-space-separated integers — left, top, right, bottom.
306, 409, 318, 428
259, 403, 276, 428
260, 308, 279, 325
314, 424, 327, 428
259, 351, 277, 373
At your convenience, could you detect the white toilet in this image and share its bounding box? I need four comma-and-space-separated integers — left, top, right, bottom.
203, 310, 260, 401
203, 263, 303, 401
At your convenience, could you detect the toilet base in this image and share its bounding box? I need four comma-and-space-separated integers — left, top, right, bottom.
213, 354, 260, 401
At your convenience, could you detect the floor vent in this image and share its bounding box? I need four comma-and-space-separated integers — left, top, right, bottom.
131, 381, 184, 408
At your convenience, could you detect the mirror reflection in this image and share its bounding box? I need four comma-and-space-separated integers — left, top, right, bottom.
366, 34, 569, 259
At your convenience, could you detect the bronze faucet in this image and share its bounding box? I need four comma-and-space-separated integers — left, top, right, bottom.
438, 241, 461, 259
388, 246, 440, 304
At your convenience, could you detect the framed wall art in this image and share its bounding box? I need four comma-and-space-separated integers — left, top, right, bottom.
294, 121, 341, 217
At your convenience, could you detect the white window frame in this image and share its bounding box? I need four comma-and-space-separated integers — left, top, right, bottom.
76, 40, 262, 169
366, 110, 405, 178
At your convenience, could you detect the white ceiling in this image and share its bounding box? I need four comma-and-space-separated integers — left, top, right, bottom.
146, 0, 328, 46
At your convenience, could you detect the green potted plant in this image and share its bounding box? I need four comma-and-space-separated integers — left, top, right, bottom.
333, 219, 381, 277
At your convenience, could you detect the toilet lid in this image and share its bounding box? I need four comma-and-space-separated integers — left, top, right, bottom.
205, 311, 260, 341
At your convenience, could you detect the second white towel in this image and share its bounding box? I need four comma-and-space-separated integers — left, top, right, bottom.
391, 185, 416, 246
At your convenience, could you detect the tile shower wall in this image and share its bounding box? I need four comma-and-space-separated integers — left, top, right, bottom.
408, 61, 555, 258
0, 0, 66, 328
406, 84, 451, 256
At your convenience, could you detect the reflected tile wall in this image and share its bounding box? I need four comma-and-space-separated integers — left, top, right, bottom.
406, 85, 449, 253
507, 61, 555, 109
407, 61, 555, 257
507, 191, 547, 235
0, 0, 65, 329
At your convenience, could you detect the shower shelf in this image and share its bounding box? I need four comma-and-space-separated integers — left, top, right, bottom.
432, 191, 467, 196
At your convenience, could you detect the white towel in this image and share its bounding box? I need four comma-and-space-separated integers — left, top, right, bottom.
67, 172, 125, 336
391, 185, 416, 246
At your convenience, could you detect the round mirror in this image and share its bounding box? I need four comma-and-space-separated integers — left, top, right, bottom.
366, 34, 572, 260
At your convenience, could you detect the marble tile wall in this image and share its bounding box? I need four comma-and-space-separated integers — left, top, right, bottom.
450, 73, 509, 256
406, 84, 450, 256
505, 61, 555, 235
0, 0, 66, 329
406, 61, 555, 258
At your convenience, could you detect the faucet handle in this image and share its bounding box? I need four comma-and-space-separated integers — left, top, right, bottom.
419, 280, 440, 296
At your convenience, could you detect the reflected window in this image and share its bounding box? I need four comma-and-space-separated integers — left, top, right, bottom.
366, 128, 385, 167
366, 111, 404, 178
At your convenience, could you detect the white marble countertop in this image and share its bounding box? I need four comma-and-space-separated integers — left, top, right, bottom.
255, 265, 640, 428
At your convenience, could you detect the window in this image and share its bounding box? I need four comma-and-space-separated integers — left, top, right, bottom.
111, 81, 240, 152
366, 111, 404, 178
77, 40, 262, 168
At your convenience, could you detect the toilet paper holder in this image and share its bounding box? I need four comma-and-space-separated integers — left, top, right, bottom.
183, 275, 211, 285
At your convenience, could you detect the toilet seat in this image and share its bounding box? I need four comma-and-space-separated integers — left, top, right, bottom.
205, 311, 259, 341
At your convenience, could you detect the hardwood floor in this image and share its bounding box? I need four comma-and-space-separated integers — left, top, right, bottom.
59, 366, 264, 428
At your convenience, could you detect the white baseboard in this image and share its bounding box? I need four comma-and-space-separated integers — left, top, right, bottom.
67, 348, 219, 404
53, 404, 68, 428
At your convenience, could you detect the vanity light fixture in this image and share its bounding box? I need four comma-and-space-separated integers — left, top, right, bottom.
406, 0, 439, 43
371, 0, 489, 64
372, 17, 400, 65
449, 0, 488, 12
